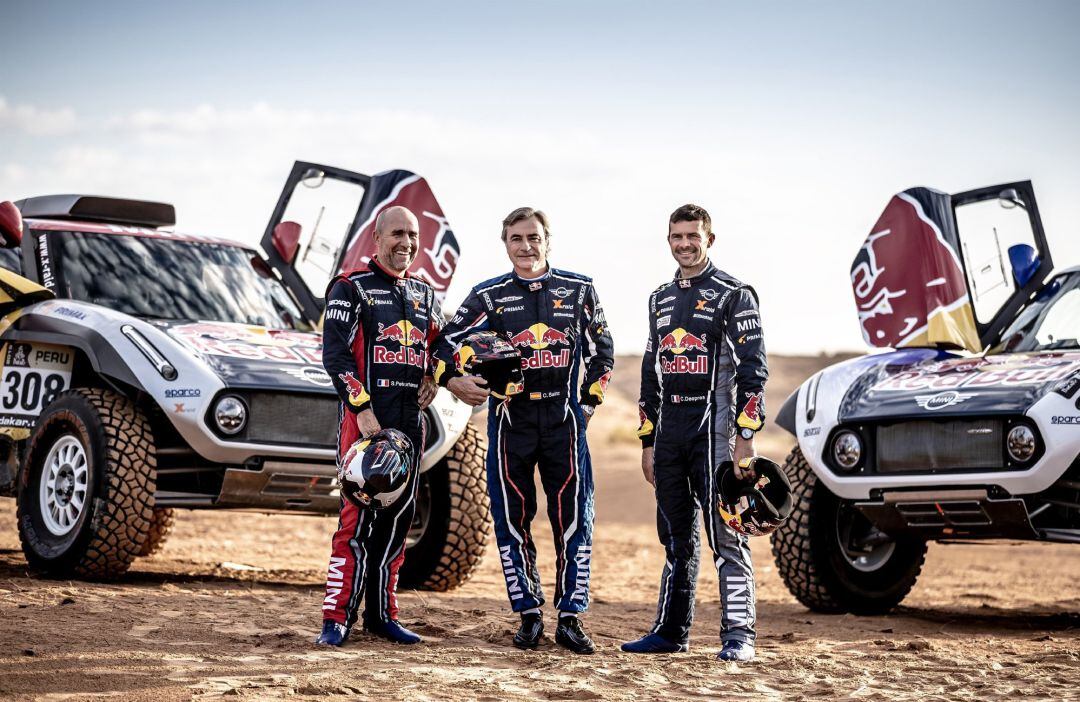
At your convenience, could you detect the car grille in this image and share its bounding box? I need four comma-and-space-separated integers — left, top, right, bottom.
876, 419, 1004, 472
238, 392, 338, 448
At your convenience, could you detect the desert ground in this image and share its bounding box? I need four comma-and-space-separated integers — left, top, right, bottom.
1, 354, 1078, 701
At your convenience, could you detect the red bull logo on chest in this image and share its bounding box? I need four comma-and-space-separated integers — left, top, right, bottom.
509, 323, 572, 369
657, 328, 709, 374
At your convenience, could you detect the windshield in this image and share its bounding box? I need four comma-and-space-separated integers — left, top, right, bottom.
51, 231, 312, 330
991, 272, 1080, 353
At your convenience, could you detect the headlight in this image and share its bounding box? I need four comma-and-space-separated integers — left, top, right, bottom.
214, 396, 247, 435
832, 430, 863, 470
1006, 425, 1036, 463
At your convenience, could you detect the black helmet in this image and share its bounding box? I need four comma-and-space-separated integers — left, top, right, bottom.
455, 330, 524, 399
339, 428, 414, 509
717, 457, 793, 537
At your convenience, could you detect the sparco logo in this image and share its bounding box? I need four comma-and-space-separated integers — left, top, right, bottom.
1051, 416, 1080, 425
914, 391, 975, 411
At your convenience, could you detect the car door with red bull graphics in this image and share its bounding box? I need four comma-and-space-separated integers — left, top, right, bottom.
850, 180, 1054, 354
259, 161, 461, 322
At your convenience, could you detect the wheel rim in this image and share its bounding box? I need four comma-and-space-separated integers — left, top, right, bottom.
836, 503, 896, 573
407, 473, 432, 548
38, 435, 90, 537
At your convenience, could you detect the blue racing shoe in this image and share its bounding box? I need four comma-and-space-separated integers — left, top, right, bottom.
314, 620, 350, 647
620, 632, 689, 653
365, 618, 423, 645
716, 640, 755, 662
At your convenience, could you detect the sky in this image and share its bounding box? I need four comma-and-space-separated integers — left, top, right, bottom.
3, 0, 1079, 354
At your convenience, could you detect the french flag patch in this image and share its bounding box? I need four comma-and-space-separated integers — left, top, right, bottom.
377, 379, 390, 388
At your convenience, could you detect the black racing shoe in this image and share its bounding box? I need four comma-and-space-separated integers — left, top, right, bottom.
513, 613, 544, 650
364, 618, 423, 645
555, 616, 595, 654
620, 632, 689, 653
314, 620, 349, 647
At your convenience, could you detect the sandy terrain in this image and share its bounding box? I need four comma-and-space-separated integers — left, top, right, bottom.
1, 354, 1078, 701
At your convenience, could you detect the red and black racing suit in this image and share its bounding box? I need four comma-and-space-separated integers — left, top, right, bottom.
434, 267, 614, 615
320, 258, 442, 631
638, 260, 767, 645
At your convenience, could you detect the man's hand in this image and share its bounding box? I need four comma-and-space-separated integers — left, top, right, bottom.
355, 409, 381, 438
447, 375, 490, 406
733, 435, 756, 480
641, 447, 655, 486
418, 377, 438, 409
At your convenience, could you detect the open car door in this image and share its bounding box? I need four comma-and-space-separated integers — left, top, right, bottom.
850, 180, 1054, 352
259, 161, 460, 324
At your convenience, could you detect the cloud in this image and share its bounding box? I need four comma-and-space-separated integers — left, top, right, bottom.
0, 96, 77, 136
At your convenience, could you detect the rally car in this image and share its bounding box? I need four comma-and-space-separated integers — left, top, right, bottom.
0, 162, 489, 587
770, 180, 1080, 613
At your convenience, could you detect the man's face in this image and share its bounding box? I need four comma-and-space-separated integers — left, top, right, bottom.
373, 208, 420, 273
668, 219, 713, 269
503, 216, 549, 274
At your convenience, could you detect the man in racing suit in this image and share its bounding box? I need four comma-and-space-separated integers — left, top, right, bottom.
434, 207, 614, 654
316, 206, 443, 647
622, 204, 767, 662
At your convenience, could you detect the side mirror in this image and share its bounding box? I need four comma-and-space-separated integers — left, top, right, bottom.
272, 221, 302, 265
0, 201, 23, 246
999, 188, 1026, 210
1008, 243, 1040, 287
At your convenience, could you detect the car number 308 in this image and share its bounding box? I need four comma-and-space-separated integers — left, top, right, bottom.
2, 371, 66, 412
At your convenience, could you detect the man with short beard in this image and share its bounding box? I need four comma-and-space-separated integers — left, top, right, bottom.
622, 204, 767, 662
434, 207, 614, 654
315, 206, 442, 647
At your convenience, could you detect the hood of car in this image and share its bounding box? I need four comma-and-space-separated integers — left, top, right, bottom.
839, 349, 1080, 421
156, 320, 335, 394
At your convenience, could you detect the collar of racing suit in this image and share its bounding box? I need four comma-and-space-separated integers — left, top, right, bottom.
368, 256, 411, 283
511, 263, 552, 288
674, 259, 717, 284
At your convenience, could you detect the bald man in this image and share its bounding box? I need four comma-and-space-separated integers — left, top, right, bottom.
316, 206, 443, 647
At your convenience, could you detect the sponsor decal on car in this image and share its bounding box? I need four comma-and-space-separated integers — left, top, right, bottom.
0, 342, 72, 430
164, 388, 202, 398
1051, 416, 1080, 425
283, 366, 333, 387
914, 391, 976, 410
803, 426, 821, 437
873, 353, 1080, 392
1053, 375, 1080, 399
169, 323, 324, 365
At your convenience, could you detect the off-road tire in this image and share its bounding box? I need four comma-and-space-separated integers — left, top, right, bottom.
138, 508, 175, 557
400, 423, 489, 591
17, 388, 156, 579
771, 445, 927, 614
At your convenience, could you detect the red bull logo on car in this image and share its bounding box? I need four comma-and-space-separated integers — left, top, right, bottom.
850, 189, 980, 351
509, 323, 571, 369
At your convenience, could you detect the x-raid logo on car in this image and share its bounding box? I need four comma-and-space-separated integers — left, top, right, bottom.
914, 391, 976, 411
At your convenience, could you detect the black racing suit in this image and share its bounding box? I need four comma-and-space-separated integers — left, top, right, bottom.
638, 260, 767, 645
434, 267, 614, 614
320, 258, 442, 630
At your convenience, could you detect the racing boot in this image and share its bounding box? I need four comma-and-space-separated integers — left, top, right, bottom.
716, 640, 755, 662
555, 615, 595, 655
364, 618, 422, 645
314, 620, 350, 647
513, 612, 544, 650
620, 632, 688, 654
